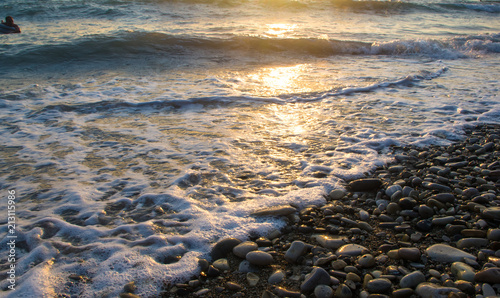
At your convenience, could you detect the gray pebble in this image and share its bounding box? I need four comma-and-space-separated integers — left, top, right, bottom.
314, 284, 334, 298
246, 251, 273, 266
399, 271, 425, 288
301, 267, 331, 292
233, 241, 258, 258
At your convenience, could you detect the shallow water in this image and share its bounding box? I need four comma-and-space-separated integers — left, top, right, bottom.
1, 0, 499, 296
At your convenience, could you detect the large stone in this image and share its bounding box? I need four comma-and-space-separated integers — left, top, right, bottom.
301, 267, 331, 292
285, 240, 308, 263
474, 267, 500, 284
336, 244, 369, 257
233, 241, 258, 258
211, 238, 242, 260
328, 189, 346, 200
425, 244, 476, 263
251, 205, 296, 216
348, 178, 382, 192
429, 193, 455, 204
246, 251, 274, 266
451, 262, 475, 282
415, 282, 461, 298
400, 271, 425, 289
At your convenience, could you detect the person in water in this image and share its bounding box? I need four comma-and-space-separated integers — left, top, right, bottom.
1, 16, 21, 33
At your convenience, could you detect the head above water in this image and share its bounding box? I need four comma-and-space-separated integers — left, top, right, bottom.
5, 16, 14, 26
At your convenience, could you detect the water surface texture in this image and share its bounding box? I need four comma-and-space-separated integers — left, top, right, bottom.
0, 0, 499, 296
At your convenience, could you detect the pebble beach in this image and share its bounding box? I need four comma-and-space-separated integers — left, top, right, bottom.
155, 124, 500, 298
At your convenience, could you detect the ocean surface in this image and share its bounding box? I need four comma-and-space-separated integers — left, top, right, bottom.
0, 0, 499, 296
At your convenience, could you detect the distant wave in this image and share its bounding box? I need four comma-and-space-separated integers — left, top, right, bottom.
1, 32, 498, 68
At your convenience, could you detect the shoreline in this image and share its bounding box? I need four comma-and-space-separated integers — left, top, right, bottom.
147, 124, 497, 297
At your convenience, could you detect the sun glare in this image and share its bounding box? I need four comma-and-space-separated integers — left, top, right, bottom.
264, 23, 298, 38
248, 64, 313, 96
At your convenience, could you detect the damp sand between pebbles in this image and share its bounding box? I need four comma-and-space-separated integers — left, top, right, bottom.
154, 124, 500, 298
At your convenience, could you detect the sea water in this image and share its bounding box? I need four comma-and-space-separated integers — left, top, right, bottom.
0, 0, 499, 296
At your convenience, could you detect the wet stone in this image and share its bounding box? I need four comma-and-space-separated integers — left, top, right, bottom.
418, 205, 434, 219
233, 241, 258, 258
212, 258, 230, 271
317, 235, 346, 250
357, 254, 375, 268
251, 205, 296, 217
482, 207, 500, 220
348, 178, 382, 192
211, 238, 242, 260
328, 189, 346, 200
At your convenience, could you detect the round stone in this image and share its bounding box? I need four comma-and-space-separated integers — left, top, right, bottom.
487, 229, 500, 241
335, 284, 352, 298
211, 238, 242, 260
357, 254, 375, 268
246, 272, 259, 286
416, 282, 461, 297
233, 241, 258, 258
246, 251, 274, 266
314, 284, 334, 298
386, 185, 403, 198
328, 189, 346, 200
451, 262, 475, 282
474, 267, 500, 283
418, 205, 434, 219
399, 271, 425, 288
365, 278, 392, 293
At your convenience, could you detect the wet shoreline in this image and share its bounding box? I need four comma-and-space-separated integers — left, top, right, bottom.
135, 124, 499, 297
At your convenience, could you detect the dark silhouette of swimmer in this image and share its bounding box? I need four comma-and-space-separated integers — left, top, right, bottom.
1, 16, 21, 33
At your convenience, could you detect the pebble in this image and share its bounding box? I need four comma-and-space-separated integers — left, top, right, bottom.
398, 247, 421, 262
481, 207, 500, 220
474, 267, 500, 283
365, 278, 392, 293
246, 272, 259, 286
482, 283, 496, 297
301, 267, 331, 292
487, 229, 500, 241
212, 258, 230, 271
251, 205, 296, 216
238, 260, 259, 273
284, 240, 308, 263
316, 235, 346, 249
418, 205, 434, 218
415, 282, 461, 298
348, 178, 382, 192
328, 189, 346, 200
399, 271, 425, 288
211, 238, 242, 260
451, 262, 476, 282
426, 244, 476, 263
335, 284, 353, 298
357, 254, 375, 268
336, 244, 369, 257
386, 185, 403, 198
246, 251, 274, 266
456, 238, 489, 249
314, 284, 334, 298
233, 241, 258, 258
268, 270, 285, 285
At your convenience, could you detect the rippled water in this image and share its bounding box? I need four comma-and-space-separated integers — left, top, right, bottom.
1, 0, 499, 296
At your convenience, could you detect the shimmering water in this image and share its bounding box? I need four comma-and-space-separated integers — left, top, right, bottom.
0, 0, 499, 296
